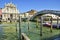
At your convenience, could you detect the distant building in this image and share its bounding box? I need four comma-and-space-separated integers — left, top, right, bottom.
42, 14, 58, 19
20, 13, 24, 18
22, 10, 37, 18
27, 10, 37, 17
1, 2, 20, 22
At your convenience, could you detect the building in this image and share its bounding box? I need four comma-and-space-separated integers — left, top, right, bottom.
27, 9, 37, 18
0, 8, 2, 22
1, 2, 20, 22
20, 13, 25, 18
42, 14, 58, 19
22, 10, 37, 18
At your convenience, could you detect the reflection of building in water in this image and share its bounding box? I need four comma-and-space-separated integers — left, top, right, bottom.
1, 2, 20, 22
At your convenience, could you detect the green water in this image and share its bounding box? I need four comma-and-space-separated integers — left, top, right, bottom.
0, 22, 18, 40
0, 22, 60, 40
21, 22, 60, 40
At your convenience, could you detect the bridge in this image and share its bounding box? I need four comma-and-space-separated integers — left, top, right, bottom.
30, 10, 60, 21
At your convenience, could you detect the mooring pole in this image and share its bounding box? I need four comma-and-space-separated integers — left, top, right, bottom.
16, 22, 18, 40
19, 16, 21, 40
50, 17, 52, 33
28, 16, 29, 31
57, 17, 59, 29
36, 17, 38, 28
40, 16, 43, 36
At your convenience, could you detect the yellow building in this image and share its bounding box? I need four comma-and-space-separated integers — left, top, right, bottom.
22, 10, 37, 18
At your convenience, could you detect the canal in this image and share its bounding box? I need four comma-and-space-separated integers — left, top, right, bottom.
0, 22, 60, 40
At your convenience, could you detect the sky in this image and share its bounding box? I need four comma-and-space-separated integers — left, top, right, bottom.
0, 0, 60, 13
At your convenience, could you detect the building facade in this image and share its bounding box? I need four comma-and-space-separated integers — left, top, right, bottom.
42, 14, 59, 19
1, 2, 20, 22
21, 10, 37, 18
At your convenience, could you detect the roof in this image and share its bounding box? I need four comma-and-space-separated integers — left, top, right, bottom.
5, 2, 16, 8
26, 9, 37, 15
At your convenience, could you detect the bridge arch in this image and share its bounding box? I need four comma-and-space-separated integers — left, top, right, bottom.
30, 10, 60, 21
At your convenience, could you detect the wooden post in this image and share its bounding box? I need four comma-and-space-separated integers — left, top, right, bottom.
50, 17, 52, 33
15, 20, 17, 35
57, 17, 59, 29
40, 16, 43, 36
49, 17, 50, 23
16, 22, 18, 40
28, 16, 29, 31
36, 17, 38, 28
19, 16, 21, 40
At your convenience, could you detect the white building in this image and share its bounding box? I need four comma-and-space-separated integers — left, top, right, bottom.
1, 2, 20, 22
20, 13, 24, 18
42, 14, 59, 19
21, 10, 37, 18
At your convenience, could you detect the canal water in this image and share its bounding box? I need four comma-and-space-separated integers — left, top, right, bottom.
0, 22, 60, 40
0, 23, 18, 40
0, 24, 5, 40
